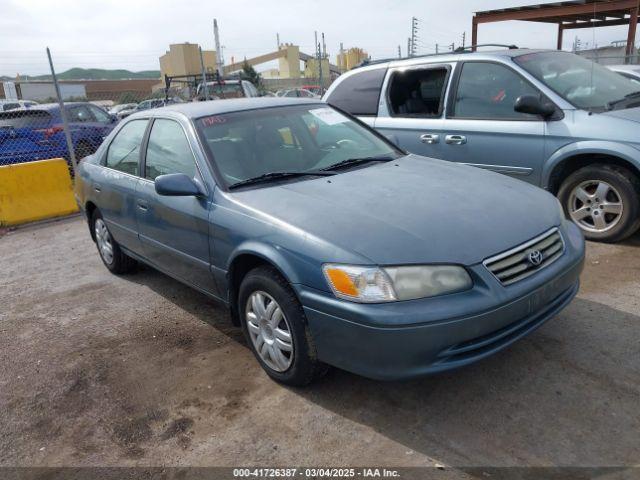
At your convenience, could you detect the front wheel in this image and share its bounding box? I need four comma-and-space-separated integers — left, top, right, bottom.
238, 266, 327, 386
558, 165, 640, 242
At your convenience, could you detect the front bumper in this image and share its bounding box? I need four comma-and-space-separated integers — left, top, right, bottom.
296, 221, 585, 381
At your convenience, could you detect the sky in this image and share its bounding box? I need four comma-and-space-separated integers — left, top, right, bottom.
0, 0, 634, 76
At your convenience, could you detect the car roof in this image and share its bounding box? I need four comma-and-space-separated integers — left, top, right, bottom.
146, 97, 323, 118
357, 48, 553, 70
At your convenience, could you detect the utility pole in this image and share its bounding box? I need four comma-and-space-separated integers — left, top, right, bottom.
213, 19, 224, 77
398, 45, 402, 58
321, 32, 326, 94
277, 33, 280, 49
461, 32, 466, 48
199, 46, 209, 100
450, 42, 455, 51
435, 43, 439, 54
410, 17, 419, 57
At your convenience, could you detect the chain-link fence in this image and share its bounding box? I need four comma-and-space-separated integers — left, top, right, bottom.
0, 50, 272, 176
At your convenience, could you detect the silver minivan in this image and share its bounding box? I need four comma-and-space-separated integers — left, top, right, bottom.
324, 48, 640, 242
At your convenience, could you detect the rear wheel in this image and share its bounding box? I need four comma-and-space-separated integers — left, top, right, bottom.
558, 164, 640, 242
91, 209, 136, 274
238, 265, 327, 386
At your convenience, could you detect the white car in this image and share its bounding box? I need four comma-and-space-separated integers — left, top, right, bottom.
607, 65, 640, 85
0, 99, 38, 111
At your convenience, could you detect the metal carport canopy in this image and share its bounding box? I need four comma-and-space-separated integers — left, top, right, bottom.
472, 0, 639, 59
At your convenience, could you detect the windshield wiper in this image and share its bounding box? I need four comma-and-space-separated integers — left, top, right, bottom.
319, 155, 396, 172
228, 170, 335, 189
606, 91, 640, 110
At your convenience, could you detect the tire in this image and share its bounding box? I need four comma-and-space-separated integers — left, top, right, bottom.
91, 209, 137, 274
558, 164, 640, 243
238, 265, 328, 386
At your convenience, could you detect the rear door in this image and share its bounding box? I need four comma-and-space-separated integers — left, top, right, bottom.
374, 63, 452, 158
136, 118, 216, 294
441, 61, 546, 184
0, 110, 60, 164
93, 119, 148, 253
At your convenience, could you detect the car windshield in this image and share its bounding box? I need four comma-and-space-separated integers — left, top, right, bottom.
514, 51, 640, 111
195, 104, 400, 187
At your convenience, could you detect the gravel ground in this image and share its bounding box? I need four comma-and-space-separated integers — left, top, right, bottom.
1, 216, 639, 473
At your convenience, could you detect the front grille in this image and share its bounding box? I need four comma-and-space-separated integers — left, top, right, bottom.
484, 228, 564, 286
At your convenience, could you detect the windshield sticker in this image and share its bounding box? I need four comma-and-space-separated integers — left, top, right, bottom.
309, 108, 348, 125
201, 116, 227, 126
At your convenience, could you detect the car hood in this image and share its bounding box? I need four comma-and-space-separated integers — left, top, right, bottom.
230, 155, 562, 266
600, 105, 640, 123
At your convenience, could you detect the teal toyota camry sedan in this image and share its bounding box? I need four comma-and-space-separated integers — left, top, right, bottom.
76, 98, 585, 385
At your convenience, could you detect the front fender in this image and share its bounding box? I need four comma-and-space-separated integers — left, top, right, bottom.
226, 240, 303, 286
543, 140, 640, 189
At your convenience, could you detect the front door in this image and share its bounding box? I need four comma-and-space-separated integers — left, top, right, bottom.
135, 118, 216, 294
441, 61, 546, 185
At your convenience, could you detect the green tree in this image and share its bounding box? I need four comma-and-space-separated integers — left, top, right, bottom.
240, 61, 263, 90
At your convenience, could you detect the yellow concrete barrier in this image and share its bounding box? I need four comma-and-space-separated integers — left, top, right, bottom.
0, 158, 79, 226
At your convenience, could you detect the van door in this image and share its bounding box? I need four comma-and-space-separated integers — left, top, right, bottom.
374, 63, 452, 158
441, 61, 546, 185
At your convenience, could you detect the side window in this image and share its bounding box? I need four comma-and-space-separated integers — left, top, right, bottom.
325, 67, 387, 116
89, 105, 111, 123
452, 62, 540, 120
388, 67, 448, 117
145, 119, 196, 181
105, 120, 147, 175
67, 105, 94, 122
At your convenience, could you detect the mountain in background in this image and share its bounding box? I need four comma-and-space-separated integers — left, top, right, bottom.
1, 68, 160, 81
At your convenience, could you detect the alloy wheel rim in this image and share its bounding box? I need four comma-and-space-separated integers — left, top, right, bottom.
94, 218, 114, 265
245, 291, 293, 372
568, 180, 623, 233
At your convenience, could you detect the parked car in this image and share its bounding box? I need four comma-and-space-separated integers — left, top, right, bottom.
324, 48, 640, 242
302, 84, 322, 96
280, 88, 320, 99
0, 99, 38, 111
196, 79, 259, 100
607, 64, 640, 85
76, 98, 584, 386
118, 98, 182, 119
109, 103, 138, 119
0, 102, 116, 165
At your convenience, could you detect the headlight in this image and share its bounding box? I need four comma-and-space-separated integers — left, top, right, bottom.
323, 264, 472, 303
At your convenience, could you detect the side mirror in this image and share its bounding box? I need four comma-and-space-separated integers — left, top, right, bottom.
110, 114, 118, 123
514, 94, 556, 118
155, 173, 205, 197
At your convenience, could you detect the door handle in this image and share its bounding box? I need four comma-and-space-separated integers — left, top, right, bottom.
445, 135, 467, 145
93, 184, 101, 193
419, 133, 440, 144
137, 202, 148, 211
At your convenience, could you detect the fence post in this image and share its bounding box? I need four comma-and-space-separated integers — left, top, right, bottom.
46, 47, 77, 175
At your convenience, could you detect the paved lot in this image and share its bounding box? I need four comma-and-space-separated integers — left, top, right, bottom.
1, 216, 639, 471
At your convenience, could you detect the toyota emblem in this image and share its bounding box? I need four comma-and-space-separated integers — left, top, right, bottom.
528, 249, 544, 266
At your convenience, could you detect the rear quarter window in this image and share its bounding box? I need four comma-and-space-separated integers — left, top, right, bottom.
326, 67, 387, 116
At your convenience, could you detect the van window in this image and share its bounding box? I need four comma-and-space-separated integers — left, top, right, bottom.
325, 68, 386, 116
388, 67, 448, 117
452, 62, 539, 120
